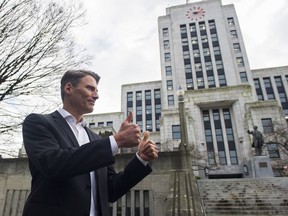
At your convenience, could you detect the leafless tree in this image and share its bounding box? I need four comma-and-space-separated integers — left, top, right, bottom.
264, 121, 288, 156
0, 0, 91, 156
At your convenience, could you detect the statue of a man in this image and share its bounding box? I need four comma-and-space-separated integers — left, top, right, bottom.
247, 126, 264, 156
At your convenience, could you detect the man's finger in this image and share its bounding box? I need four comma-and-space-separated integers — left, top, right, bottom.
143, 131, 150, 142
125, 111, 133, 123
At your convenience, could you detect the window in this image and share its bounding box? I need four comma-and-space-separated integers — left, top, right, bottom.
164, 53, 171, 62
233, 43, 241, 52
163, 28, 169, 37
215, 60, 223, 69
195, 63, 202, 71
182, 37, 188, 46
227, 17, 235, 26
211, 33, 218, 42
274, 76, 283, 87
168, 95, 174, 106
203, 48, 210, 56
136, 91, 142, 101
98, 122, 104, 127
240, 72, 248, 83
254, 78, 264, 101
146, 120, 152, 131
89, 122, 95, 128
193, 49, 200, 57
230, 150, 238, 164
218, 74, 227, 86
208, 20, 216, 29
154, 89, 161, 99
213, 46, 221, 55
191, 36, 198, 44
165, 66, 172, 76
189, 24, 196, 32
186, 78, 193, 90
197, 77, 204, 88
263, 77, 275, 100
183, 50, 190, 59
236, 57, 244, 67
145, 90, 151, 100
230, 30, 238, 38
201, 35, 208, 43
185, 64, 192, 73
207, 75, 215, 87
279, 92, 288, 103
107, 121, 113, 127
136, 106, 142, 115
261, 118, 273, 133
180, 24, 187, 34
155, 104, 161, 114
199, 22, 206, 30
145, 105, 152, 114
205, 61, 212, 71
172, 125, 181, 140
127, 92, 133, 101
203, 110, 216, 165
166, 80, 173, 90
266, 143, 280, 158
163, 40, 170, 49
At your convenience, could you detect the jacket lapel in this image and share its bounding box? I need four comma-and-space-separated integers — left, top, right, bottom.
51, 111, 79, 148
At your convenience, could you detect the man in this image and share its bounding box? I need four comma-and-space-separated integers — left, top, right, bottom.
22, 69, 158, 216
247, 125, 264, 156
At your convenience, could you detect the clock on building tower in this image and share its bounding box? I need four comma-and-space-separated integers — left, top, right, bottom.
185, 6, 205, 21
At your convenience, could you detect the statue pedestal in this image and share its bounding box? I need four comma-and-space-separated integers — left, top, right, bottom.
252, 155, 274, 178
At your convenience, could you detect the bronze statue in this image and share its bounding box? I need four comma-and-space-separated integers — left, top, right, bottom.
247, 126, 264, 156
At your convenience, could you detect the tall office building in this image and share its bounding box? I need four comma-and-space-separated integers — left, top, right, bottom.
157, 0, 287, 176
84, 0, 288, 177
158, 0, 253, 106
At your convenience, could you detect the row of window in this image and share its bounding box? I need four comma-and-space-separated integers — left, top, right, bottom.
127, 90, 161, 131
180, 20, 228, 90
108, 190, 152, 216
254, 76, 288, 115
89, 121, 113, 128
227, 17, 249, 83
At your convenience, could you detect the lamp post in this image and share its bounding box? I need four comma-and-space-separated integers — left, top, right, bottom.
177, 89, 188, 151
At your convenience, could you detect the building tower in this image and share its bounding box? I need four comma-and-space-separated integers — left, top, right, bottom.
158, 0, 286, 177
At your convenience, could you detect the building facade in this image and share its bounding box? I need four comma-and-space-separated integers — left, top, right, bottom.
84, 0, 288, 177
3, 1, 288, 215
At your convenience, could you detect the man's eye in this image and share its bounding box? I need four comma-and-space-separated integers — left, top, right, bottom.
87, 86, 94, 91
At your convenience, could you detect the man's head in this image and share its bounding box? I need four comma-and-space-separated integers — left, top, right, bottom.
61, 70, 100, 101
253, 125, 258, 130
61, 70, 100, 120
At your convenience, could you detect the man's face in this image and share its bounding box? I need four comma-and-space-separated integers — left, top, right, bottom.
67, 75, 99, 115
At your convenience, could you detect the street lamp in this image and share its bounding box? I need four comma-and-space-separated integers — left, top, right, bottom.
177, 88, 188, 151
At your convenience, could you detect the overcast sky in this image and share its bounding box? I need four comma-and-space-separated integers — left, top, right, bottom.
74, 0, 288, 115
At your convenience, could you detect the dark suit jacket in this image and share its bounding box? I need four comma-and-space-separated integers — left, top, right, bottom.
22, 111, 152, 216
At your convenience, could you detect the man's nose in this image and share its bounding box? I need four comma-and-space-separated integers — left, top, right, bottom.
92, 91, 99, 100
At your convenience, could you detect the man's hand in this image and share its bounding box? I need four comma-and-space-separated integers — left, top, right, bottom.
114, 112, 141, 148
138, 131, 158, 161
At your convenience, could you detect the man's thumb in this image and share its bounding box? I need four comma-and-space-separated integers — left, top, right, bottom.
125, 111, 133, 123
143, 131, 150, 142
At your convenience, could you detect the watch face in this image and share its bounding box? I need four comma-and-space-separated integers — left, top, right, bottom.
185, 6, 205, 21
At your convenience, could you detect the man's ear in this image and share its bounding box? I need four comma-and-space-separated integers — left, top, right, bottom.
64, 83, 73, 96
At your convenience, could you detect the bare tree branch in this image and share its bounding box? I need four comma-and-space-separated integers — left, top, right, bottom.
0, 0, 92, 156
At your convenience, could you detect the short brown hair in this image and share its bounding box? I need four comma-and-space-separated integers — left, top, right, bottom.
60, 69, 100, 101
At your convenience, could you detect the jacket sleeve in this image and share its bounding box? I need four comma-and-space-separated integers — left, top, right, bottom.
106, 155, 152, 202
23, 113, 115, 180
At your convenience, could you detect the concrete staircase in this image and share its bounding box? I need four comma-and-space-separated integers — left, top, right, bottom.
197, 177, 288, 216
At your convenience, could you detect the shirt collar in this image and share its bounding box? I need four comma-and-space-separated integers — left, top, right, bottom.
57, 108, 87, 127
